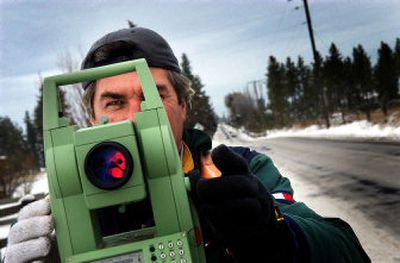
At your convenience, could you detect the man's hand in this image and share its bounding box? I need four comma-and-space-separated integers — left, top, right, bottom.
4, 197, 57, 263
194, 144, 295, 262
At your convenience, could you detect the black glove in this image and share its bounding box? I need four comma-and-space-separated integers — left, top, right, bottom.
192, 144, 295, 262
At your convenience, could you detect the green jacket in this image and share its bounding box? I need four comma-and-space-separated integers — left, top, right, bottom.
183, 128, 370, 263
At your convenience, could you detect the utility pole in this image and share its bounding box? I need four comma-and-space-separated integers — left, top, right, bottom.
303, 0, 317, 62
302, 0, 330, 128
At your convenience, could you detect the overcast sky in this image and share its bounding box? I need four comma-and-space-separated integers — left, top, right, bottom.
1, 0, 399, 128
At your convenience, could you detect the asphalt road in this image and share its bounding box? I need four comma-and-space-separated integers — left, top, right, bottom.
245, 137, 400, 237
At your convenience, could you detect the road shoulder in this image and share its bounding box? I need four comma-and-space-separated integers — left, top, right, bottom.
278, 165, 400, 263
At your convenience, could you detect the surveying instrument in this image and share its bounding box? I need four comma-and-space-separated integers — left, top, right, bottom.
43, 59, 206, 263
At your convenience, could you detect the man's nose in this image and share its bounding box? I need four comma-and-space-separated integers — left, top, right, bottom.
127, 99, 142, 122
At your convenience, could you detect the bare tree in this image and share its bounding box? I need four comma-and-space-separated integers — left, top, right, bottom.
56, 49, 90, 127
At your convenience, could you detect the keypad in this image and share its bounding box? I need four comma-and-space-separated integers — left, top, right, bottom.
149, 238, 187, 262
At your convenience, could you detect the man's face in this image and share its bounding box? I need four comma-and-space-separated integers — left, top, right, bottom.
91, 68, 187, 149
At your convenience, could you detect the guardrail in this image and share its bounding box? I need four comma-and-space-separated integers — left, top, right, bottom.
0, 193, 46, 249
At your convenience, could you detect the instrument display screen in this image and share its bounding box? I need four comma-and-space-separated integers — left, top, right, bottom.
91, 251, 144, 263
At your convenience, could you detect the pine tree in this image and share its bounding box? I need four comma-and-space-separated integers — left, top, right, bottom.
297, 56, 316, 121
394, 38, 400, 78
33, 76, 45, 167
285, 57, 299, 123
180, 53, 217, 136
267, 56, 288, 127
374, 41, 398, 116
323, 43, 346, 122
251, 81, 270, 131
24, 111, 39, 168
341, 57, 355, 111
352, 44, 374, 120
0, 117, 25, 156
0, 116, 36, 197
311, 51, 330, 127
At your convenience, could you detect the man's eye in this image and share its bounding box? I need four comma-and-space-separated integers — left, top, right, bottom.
106, 100, 125, 107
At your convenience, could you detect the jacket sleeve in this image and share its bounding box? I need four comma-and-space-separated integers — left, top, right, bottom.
232, 146, 370, 263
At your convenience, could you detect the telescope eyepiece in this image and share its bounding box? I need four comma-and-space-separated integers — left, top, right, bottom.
85, 142, 133, 190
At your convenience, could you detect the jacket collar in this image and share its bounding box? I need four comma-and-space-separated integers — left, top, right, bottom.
182, 128, 212, 170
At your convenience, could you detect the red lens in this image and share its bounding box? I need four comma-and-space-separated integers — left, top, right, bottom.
85, 142, 133, 190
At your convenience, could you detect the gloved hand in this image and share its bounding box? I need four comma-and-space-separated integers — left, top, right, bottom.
192, 144, 295, 262
4, 196, 58, 263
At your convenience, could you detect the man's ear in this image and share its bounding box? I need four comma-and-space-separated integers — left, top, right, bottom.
180, 100, 187, 122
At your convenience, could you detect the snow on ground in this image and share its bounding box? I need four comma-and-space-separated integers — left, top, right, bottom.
29, 172, 48, 195
12, 172, 49, 199
214, 124, 255, 142
213, 120, 400, 149
265, 120, 400, 141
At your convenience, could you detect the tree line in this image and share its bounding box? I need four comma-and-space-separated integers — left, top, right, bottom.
225, 39, 400, 130
0, 110, 42, 198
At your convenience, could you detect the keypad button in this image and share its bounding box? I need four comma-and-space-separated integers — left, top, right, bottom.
149, 245, 155, 252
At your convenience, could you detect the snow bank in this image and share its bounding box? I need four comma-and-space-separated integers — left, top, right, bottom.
12, 172, 48, 199
30, 173, 49, 195
215, 121, 400, 142
266, 120, 400, 141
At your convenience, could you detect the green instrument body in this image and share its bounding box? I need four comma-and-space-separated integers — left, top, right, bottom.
43, 59, 206, 263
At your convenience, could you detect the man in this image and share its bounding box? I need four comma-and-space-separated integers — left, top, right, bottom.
4, 27, 370, 263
